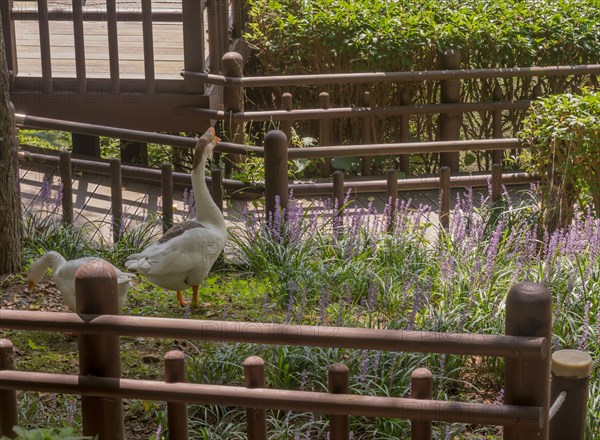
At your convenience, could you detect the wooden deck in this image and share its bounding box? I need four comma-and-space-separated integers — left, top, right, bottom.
14, 0, 192, 80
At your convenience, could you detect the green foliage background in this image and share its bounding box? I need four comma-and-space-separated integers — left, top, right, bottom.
248, 0, 600, 72
519, 89, 600, 230
246, 0, 600, 168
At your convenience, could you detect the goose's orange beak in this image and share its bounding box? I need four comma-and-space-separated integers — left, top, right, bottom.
28, 280, 36, 292
206, 127, 221, 143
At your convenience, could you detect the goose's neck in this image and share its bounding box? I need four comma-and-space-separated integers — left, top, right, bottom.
30, 251, 66, 282
192, 159, 226, 229
44, 251, 66, 271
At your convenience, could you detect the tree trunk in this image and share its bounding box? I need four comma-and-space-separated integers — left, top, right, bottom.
0, 8, 21, 274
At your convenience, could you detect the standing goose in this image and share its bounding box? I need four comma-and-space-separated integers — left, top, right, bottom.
125, 127, 227, 308
27, 251, 134, 311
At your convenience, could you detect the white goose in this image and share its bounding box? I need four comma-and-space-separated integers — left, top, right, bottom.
125, 127, 227, 308
27, 251, 134, 311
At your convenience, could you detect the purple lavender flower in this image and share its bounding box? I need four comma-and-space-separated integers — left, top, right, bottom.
155, 425, 162, 440
40, 179, 52, 207
577, 302, 591, 351
494, 387, 505, 405
299, 370, 308, 391
357, 350, 369, 384
445, 427, 452, 440
304, 413, 314, 439
372, 350, 382, 373
55, 182, 64, 207
485, 217, 506, 279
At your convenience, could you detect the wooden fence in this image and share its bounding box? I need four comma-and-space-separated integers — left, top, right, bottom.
0, 260, 589, 439
15, 113, 538, 242
182, 51, 600, 175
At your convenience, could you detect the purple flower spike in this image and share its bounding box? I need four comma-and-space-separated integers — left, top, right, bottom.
40, 179, 52, 207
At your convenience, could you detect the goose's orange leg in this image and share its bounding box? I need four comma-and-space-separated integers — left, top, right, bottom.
191, 285, 199, 309
177, 291, 187, 306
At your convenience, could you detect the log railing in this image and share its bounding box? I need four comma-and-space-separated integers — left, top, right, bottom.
15, 113, 538, 242
0, 261, 565, 439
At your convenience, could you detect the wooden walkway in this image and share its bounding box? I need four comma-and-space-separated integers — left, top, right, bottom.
18, 160, 534, 243
14, 0, 190, 79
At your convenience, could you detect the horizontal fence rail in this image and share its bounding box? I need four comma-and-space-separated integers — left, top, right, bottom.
0, 370, 544, 427
11, 9, 183, 22
179, 100, 533, 121
0, 310, 547, 359
16, 114, 529, 158
15, 114, 261, 156
18, 150, 258, 194
289, 172, 536, 197
182, 64, 600, 87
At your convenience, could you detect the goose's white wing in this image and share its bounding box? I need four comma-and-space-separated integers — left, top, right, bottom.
125, 224, 225, 276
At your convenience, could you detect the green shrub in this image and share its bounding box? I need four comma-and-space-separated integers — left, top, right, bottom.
248, 0, 600, 73
518, 89, 600, 231
246, 0, 600, 164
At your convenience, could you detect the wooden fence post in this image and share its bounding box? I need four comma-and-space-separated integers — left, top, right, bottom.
182, 0, 205, 91
0, 339, 18, 438
328, 363, 349, 440
72, 0, 86, 94
549, 350, 592, 440
165, 350, 189, 440
38, 0, 53, 92
232, 0, 243, 38
223, 51, 245, 175
281, 93, 293, 145
244, 356, 267, 440
59, 151, 73, 225
264, 130, 289, 220
439, 49, 461, 173
206, 0, 220, 73
491, 163, 503, 203
333, 171, 345, 218
1, 0, 17, 84
120, 140, 148, 165
72, 133, 100, 157
161, 163, 174, 232
386, 169, 398, 232
410, 367, 432, 440
439, 166, 450, 231
360, 91, 372, 176
211, 168, 224, 212
319, 92, 332, 177
219, 0, 229, 69
76, 260, 124, 439
504, 282, 552, 440
110, 158, 123, 243
399, 88, 411, 175
9, 103, 20, 202
492, 84, 504, 165
141, 0, 156, 94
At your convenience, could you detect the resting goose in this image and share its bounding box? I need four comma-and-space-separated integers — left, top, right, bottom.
125, 127, 227, 308
27, 251, 134, 311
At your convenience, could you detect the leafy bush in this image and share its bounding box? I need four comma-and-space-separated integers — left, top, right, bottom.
248, 0, 600, 73
245, 0, 600, 167
518, 89, 600, 231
